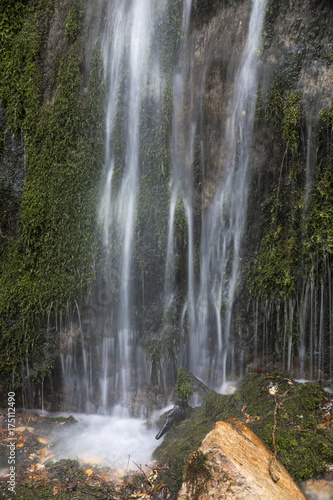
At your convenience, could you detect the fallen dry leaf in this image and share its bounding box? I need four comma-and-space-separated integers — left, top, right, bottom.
15, 426, 34, 433
37, 447, 48, 455
37, 437, 48, 444
268, 386, 278, 396
39, 451, 53, 464
53, 485, 61, 495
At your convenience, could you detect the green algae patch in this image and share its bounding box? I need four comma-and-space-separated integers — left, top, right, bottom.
235, 374, 333, 480
175, 367, 195, 408
1, 458, 119, 500
153, 373, 333, 498
45, 415, 78, 425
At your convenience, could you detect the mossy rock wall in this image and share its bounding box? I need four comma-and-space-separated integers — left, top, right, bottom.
187, 0, 333, 381
0, 0, 186, 407
0, 0, 105, 397
165, 0, 333, 384
237, 0, 333, 380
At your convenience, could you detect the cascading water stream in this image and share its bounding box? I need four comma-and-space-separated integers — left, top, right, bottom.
164, 0, 268, 387
61, 0, 173, 414
202, 0, 267, 387
98, 0, 167, 412
163, 0, 194, 319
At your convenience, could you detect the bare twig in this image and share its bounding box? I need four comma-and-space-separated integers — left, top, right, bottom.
269, 391, 288, 483
132, 460, 153, 486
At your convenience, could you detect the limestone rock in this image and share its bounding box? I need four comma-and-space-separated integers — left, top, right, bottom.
178, 417, 306, 500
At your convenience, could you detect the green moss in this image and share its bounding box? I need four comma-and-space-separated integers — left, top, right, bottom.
0, 182, 20, 257
260, 0, 280, 53
46, 414, 77, 425
251, 226, 297, 298
0, 3, 106, 388
65, 1, 84, 45
265, 79, 284, 127
306, 168, 333, 255
248, 177, 303, 300
305, 103, 333, 257
1, 458, 117, 499
282, 92, 302, 151
324, 49, 333, 64
248, 380, 331, 479
319, 102, 333, 131
236, 374, 332, 480
175, 368, 195, 407
0, 0, 53, 133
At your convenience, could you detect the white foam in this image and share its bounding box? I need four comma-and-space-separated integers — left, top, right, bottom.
51, 414, 159, 470
218, 381, 238, 395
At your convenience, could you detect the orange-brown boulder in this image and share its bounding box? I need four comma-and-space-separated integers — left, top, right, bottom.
178, 417, 306, 499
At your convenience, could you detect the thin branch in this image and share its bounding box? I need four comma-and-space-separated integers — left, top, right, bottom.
132, 461, 153, 487
268, 391, 288, 483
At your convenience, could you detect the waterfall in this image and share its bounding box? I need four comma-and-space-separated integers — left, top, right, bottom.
61, 0, 269, 412
98, 0, 169, 412
201, 0, 268, 387
163, 0, 195, 366
164, 0, 268, 387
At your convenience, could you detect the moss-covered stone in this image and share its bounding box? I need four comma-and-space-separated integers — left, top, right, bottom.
305, 103, 333, 257
154, 373, 333, 498
282, 92, 302, 152
65, 0, 84, 45
45, 414, 77, 425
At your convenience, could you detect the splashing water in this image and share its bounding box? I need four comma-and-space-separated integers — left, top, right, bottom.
52, 413, 159, 470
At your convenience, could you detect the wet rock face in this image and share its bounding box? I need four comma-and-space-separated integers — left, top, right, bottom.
187, 1, 250, 207
178, 417, 307, 500
189, 0, 333, 206
187, 0, 333, 381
